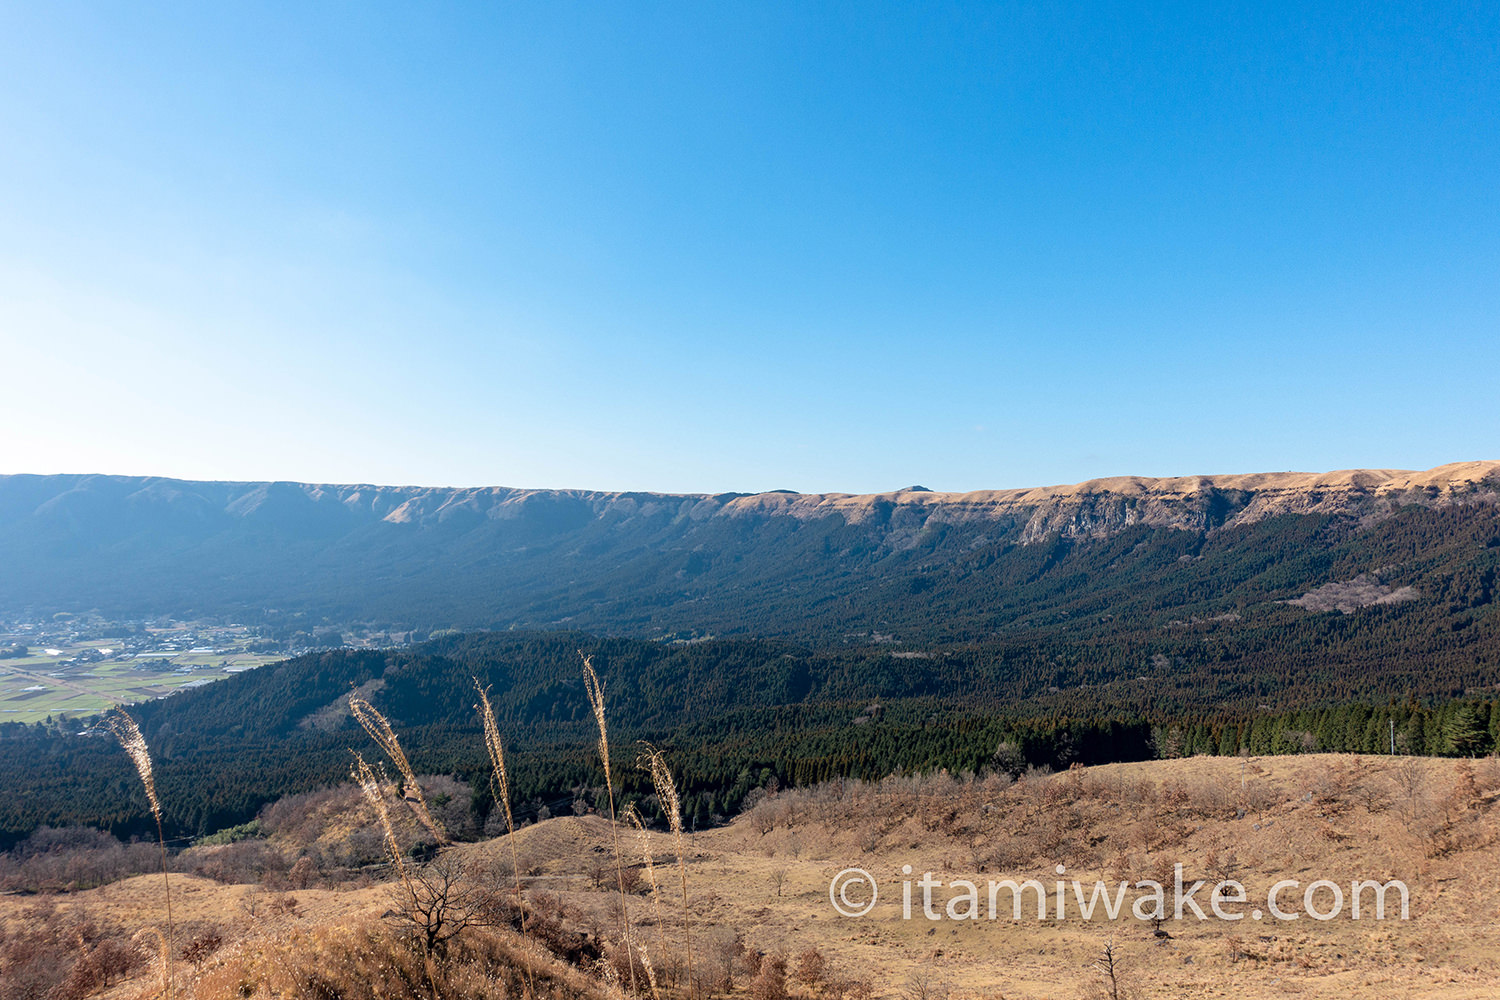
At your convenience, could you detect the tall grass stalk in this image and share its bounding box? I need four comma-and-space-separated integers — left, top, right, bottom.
624, 805, 669, 987
638, 942, 661, 1000
475, 678, 535, 997
642, 742, 692, 992
349, 696, 448, 845
133, 926, 171, 1000
352, 752, 438, 999
582, 654, 637, 992
104, 709, 173, 999
351, 752, 412, 892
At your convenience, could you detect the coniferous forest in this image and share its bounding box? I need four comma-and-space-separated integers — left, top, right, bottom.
2, 553, 1496, 847
1, 486, 1497, 844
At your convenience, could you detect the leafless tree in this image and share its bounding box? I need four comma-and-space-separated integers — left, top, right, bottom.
705, 929, 745, 993
1393, 755, 1428, 822
392, 850, 504, 955
900, 966, 948, 1000
770, 864, 789, 897
1089, 939, 1132, 1000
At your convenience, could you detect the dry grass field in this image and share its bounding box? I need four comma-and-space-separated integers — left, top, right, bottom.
5, 753, 1500, 999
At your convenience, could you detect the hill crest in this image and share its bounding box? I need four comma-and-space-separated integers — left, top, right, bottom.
7, 458, 1497, 527
1, 460, 1496, 628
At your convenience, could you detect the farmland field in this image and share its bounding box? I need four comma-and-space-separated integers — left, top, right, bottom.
0, 636, 284, 723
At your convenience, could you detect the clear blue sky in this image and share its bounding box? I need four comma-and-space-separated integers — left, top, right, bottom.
1, 2, 1496, 494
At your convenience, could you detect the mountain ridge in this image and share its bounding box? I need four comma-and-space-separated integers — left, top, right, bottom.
7, 458, 1497, 528
2, 461, 1497, 633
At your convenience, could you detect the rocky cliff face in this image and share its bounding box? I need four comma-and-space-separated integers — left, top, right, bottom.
5, 460, 1499, 545
1, 461, 1496, 623
731, 461, 1500, 543
375, 460, 1500, 539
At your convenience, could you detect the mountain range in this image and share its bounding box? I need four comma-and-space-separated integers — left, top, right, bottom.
2, 462, 1497, 641
2, 462, 1499, 840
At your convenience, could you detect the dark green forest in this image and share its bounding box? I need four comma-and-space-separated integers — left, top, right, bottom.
2, 489, 1496, 846
1, 596, 1497, 848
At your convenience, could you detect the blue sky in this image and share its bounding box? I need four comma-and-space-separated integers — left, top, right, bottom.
1, 2, 1496, 494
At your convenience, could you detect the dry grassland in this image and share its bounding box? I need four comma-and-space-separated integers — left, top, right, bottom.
5, 753, 1499, 999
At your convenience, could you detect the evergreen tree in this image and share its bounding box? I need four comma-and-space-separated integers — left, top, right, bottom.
1444, 704, 1490, 757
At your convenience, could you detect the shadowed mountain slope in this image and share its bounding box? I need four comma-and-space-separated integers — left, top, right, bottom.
1, 463, 1498, 641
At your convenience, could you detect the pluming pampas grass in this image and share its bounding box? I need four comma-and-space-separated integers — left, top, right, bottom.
475, 677, 535, 997
133, 926, 172, 1000
582, 654, 637, 992
638, 941, 661, 1000
102, 709, 173, 1000
624, 804, 669, 991
352, 751, 443, 1000
351, 751, 411, 889
349, 695, 448, 845
642, 742, 693, 993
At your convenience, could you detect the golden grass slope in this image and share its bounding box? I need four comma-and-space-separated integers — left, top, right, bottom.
367, 459, 1500, 535
13, 753, 1500, 999
718, 460, 1500, 538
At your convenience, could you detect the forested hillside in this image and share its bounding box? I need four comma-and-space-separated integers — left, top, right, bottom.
1, 464, 1497, 844
1, 464, 1497, 644
3, 618, 1498, 847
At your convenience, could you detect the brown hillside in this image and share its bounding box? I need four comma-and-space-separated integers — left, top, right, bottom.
6, 753, 1500, 999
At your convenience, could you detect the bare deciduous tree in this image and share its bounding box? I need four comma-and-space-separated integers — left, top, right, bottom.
1087, 939, 1135, 1000
769, 865, 789, 897
393, 851, 504, 956
1394, 755, 1429, 822
900, 966, 948, 1000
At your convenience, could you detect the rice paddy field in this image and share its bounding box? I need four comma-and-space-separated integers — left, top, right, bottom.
0, 633, 284, 723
